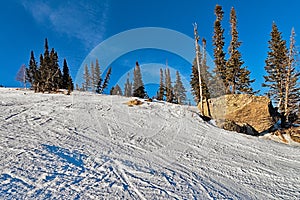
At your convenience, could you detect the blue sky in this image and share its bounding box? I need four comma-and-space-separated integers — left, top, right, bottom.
1, 0, 300, 99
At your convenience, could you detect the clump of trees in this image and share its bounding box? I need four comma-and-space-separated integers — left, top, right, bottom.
190, 4, 300, 126
110, 84, 123, 95
212, 5, 255, 95
124, 73, 133, 97
191, 5, 255, 106
190, 37, 212, 103
26, 38, 74, 94
105, 60, 186, 105
158, 66, 186, 104
81, 59, 112, 94
263, 23, 300, 126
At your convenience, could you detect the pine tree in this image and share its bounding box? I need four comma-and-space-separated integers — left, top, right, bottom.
157, 68, 165, 100
124, 73, 132, 97
133, 62, 147, 98
83, 64, 90, 91
39, 38, 52, 92
37, 39, 62, 93
16, 64, 27, 88
174, 71, 186, 104
96, 67, 112, 94
38, 54, 44, 92
90, 61, 95, 92
190, 61, 201, 103
111, 84, 123, 95
263, 22, 288, 111
62, 59, 74, 93
110, 86, 115, 95
26, 51, 40, 92
165, 68, 174, 103
101, 67, 112, 93
226, 7, 242, 94
49, 48, 62, 91
95, 59, 101, 88
227, 7, 254, 94
213, 5, 228, 93
200, 38, 213, 99
283, 28, 300, 124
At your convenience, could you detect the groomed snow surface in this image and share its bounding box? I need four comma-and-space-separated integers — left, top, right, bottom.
0, 88, 299, 199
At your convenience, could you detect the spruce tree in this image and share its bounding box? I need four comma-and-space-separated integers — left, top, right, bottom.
200, 38, 212, 99
101, 67, 112, 93
111, 84, 123, 95
95, 59, 101, 89
62, 59, 74, 92
96, 67, 112, 94
227, 7, 254, 94
83, 64, 90, 91
26, 51, 40, 92
226, 7, 242, 94
39, 38, 52, 92
174, 71, 186, 104
190, 61, 201, 103
133, 62, 147, 98
49, 48, 62, 91
110, 86, 115, 95
213, 5, 228, 93
236, 67, 255, 94
124, 73, 132, 97
165, 68, 174, 103
157, 68, 165, 100
263, 22, 288, 111
90, 61, 95, 92
38, 54, 44, 92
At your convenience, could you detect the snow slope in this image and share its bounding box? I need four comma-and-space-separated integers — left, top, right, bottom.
0, 88, 299, 199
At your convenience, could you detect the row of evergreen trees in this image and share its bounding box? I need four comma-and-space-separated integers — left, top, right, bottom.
26, 39, 74, 94
106, 62, 187, 105
79, 60, 112, 94
156, 67, 187, 104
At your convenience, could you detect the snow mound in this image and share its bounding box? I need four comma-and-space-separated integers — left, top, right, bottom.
0, 88, 300, 199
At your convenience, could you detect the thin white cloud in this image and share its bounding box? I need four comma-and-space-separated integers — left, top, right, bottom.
21, 0, 109, 49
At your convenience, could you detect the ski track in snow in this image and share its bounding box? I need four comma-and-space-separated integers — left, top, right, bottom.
0, 88, 300, 199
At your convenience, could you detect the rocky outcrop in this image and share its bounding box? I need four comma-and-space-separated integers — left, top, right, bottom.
219, 120, 259, 136
267, 127, 300, 144
285, 127, 300, 143
126, 99, 143, 106
198, 94, 278, 133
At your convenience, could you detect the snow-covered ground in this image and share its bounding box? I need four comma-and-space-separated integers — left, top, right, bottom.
0, 88, 299, 199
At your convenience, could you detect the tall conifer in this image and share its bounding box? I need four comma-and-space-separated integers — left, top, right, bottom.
263, 22, 288, 111
157, 68, 165, 100
174, 71, 186, 104
227, 7, 254, 94
133, 62, 147, 98
213, 5, 228, 93
124, 73, 132, 97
